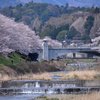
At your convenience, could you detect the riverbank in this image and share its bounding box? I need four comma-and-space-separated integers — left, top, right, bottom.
0, 55, 100, 100
0, 70, 100, 81
33, 91, 100, 100
0, 72, 53, 81
0, 53, 100, 81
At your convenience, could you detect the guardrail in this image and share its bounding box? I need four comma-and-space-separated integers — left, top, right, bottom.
49, 46, 97, 49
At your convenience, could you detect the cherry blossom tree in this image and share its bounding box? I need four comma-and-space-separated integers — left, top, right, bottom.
44, 36, 62, 47
0, 14, 61, 57
0, 14, 41, 56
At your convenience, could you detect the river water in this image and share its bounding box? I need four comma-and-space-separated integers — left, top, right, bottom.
0, 79, 100, 100
67, 62, 98, 67
0, 94, 41, 100
0, 62, 99, 100
0, 80, 42, 100
0, 71, 70, 100
0, 79, 82, 100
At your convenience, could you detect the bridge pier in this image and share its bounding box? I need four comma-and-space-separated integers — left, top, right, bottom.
42, 39, 48, 61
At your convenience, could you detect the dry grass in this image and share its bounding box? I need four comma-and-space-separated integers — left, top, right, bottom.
0, 72, 53, 81
57, 70, 100, 80
45, 92, 100, 100
67, 92, 100, 100
0, 70, 100, 81
16, 73, 53, 80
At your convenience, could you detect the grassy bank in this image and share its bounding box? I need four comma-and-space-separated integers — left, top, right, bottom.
0, 61, 58, 81
0, 53, 76, 80
0, 53, 100, 81
0, 53, 59, 81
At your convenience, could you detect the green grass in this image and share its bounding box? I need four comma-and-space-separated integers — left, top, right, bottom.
74, 74, 78, 79
0, 55, 11, 65
89, 66, 93, 68
58, 59, 76, 63
36, 95, 59, 100
0, 53, 58, 74
0, 53, 25, 66
94, 75, 100, 79
77, 59, 97, 63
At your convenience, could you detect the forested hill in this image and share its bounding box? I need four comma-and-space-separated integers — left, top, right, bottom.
0, 2, 85, 25
0, 2, 100, 43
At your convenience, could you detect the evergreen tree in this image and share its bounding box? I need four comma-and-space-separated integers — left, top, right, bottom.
39, 25, 56, 39
84, 16, 94, 35
81, 34, 91, 43
67, 26, 80, 39
94, 7, 100, 14
56, 30, 67, 41
90, 4, 95, 13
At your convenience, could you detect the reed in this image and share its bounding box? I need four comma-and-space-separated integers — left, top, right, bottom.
57, 70, 100, 80
33, 92, 100, 100
0, 70, 100, 81
0, 72, 53, 81
66, 92, 100, 100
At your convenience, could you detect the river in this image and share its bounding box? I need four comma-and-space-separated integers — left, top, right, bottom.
0, 62, 99, 100
0, 79, 100, 100
0, 94, 41, 100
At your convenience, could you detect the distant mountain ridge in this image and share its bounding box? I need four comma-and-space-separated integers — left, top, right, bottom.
0, 0, 100, 9
0, 0, 21, 9
21, 0, 100, 7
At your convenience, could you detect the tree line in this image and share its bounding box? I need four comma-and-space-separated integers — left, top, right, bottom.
1, 1, 99, 26
0, 1, 99, 43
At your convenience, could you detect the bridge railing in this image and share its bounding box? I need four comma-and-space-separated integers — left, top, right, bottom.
48, 45, 97, 49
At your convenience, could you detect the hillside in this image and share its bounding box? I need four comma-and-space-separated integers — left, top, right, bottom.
0, 2, 100, 44
46, 12, 91, 28
0, 2, 86, 27
90, 13, 100, 37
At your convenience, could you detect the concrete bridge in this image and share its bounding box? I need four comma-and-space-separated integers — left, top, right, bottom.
37, 39, 99, 61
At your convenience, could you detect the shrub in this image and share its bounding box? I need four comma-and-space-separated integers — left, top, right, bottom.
74, 74, 78, 79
